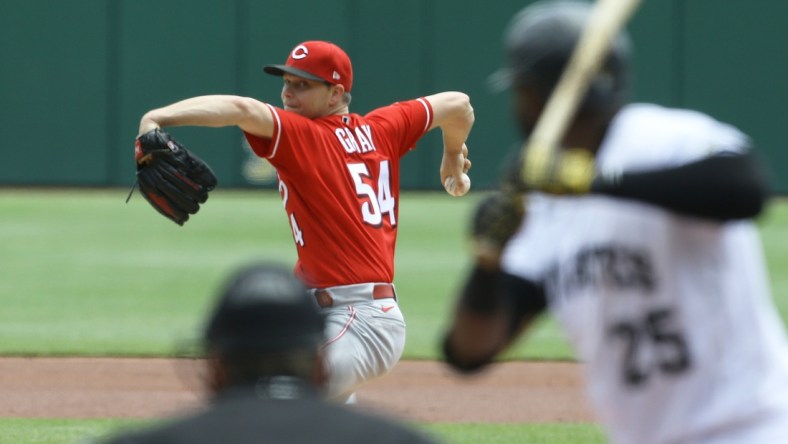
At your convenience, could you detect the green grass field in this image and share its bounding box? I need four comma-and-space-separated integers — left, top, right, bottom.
0, 419, 608, 444
0, 188, 580, 359
1, 189, 786, 443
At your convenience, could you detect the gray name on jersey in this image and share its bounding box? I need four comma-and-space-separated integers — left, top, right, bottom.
544, 244, 655, 305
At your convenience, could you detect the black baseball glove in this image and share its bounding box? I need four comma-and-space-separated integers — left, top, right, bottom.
129, 129, 217, 226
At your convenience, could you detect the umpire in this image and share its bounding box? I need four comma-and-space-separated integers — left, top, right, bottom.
103, 263, 438, 444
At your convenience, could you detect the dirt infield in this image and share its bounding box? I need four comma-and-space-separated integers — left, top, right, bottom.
0, 357, 595, 423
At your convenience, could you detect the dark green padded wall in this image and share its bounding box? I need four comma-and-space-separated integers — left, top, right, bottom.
1, 0, 785, 191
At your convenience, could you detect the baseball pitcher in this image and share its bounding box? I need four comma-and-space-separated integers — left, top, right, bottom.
133, 40, 474, 403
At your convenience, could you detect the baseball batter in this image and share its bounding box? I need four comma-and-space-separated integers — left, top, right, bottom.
442, 2, 788, 444
137, 40, 474, 403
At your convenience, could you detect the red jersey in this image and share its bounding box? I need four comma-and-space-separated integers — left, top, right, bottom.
244, 98, 433, 288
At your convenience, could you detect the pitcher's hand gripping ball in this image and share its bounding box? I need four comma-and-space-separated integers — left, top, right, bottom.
444, 174, 472, 197
132, 129, 217, 226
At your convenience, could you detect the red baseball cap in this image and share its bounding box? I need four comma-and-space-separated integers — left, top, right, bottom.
264, 40, 353, 92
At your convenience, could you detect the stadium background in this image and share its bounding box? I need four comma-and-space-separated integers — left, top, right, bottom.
1, 0, 786, 192
1, 2, 787, 442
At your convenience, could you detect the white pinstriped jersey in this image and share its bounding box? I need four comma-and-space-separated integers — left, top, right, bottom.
502, 104, 788, 444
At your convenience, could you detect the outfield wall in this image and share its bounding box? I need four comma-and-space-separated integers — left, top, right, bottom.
1, 0, 785, 191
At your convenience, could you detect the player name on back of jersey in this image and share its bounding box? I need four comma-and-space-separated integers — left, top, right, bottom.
335, 124, 376, 154
544, 244, 655, 303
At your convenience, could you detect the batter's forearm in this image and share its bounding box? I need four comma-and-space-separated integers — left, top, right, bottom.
592, 152, 770, 221
442, 308, 510, 373
442, 265, 509, 372
443, 265, 540, 372
442, 264, 549, 373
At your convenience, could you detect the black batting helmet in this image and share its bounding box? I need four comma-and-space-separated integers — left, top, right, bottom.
489, 0, 632, 113
203, 263, 324, 356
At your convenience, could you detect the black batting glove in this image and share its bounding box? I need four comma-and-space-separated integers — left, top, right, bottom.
470, 191, 526, 266
502, 147, 596, 195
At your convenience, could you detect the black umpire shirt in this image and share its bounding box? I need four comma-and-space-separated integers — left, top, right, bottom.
102, 377, 439, 444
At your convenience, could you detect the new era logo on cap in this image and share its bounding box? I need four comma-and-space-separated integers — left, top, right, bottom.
263, 40, 354, 92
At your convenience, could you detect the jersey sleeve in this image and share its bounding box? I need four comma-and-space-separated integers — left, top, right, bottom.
243, 103, 282, 159
364, 98, 433, 157
676, 110, 752, 160
600, 104, 753, 173
594, 105, 767, 221
242, 104, 321, 171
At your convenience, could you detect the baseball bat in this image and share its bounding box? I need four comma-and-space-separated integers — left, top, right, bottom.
521, 0, 641, 180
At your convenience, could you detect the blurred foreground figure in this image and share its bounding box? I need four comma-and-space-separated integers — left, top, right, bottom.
104, 263, 438, 444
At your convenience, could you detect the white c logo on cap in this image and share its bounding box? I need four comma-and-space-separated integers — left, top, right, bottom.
292, 45, 308, 60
